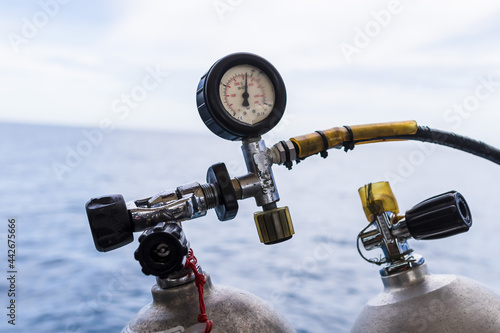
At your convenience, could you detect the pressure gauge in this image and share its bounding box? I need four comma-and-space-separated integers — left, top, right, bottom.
197, 53, 286, 141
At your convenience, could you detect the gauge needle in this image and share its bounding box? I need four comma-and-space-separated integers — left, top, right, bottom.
242, 73, 250, 107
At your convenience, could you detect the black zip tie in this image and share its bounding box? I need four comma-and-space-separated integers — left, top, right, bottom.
315, 130, 329, 158
280, 140, 293, 170
291, 140, 303, 165
343, 125, 355, 152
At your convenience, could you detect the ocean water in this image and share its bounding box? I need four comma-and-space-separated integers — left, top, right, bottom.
1, 122, 500, 333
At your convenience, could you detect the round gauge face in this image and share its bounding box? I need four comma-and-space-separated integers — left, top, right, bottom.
197, 52, 286, 141
218, 65, 276, 125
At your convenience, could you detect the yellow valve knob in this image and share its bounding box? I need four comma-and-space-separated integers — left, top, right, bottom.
254, 206, 294, 245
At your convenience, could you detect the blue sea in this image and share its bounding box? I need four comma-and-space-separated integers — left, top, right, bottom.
1, 122, 500, 333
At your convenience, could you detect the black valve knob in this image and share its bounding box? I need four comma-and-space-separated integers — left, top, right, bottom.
85, 194, 134, 252
134, 223, 189, 278
405, 191, 472, 240
206, 163, 238, 221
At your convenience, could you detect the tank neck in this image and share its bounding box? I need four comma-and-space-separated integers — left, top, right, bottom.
151, 273, 213, 306
156, 266, 200, 289
380, 261, 430, 289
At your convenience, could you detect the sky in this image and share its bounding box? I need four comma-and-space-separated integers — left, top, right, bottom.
1, 0, 500, 142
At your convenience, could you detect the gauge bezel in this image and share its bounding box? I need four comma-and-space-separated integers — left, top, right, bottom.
197, 52, 287, 141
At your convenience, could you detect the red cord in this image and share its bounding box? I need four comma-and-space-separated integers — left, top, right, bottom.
185, 249, 213, 333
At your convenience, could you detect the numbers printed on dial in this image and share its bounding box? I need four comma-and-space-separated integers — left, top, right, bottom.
219, 64, 275, 125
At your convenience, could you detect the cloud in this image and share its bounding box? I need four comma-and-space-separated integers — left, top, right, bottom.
1, 1, 500, 136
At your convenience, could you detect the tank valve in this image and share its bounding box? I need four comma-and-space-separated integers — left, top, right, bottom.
357, 181, 472, 274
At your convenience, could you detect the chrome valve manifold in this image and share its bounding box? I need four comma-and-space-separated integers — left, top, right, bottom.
86, 136, 296, 255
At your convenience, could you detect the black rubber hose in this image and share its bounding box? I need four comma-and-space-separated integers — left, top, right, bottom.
375, 126, 500, 166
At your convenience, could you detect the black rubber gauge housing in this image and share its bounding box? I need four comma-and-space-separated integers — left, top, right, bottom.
196, 52, 287, 141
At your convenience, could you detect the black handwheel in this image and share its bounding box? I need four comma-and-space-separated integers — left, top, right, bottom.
405, 191, 472, 240
207, 163, 239, 221
134, 223, 189, 278
85, 194, 134, 252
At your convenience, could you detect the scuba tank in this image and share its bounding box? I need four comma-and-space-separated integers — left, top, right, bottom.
126, 224, 293, 333
351, 181, 500, 333
85, 164, 296, 333
123, 270, 293, 333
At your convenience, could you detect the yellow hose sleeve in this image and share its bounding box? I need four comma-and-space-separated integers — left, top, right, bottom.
290, 120, 418, 159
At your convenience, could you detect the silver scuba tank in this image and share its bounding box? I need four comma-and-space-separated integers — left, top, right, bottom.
352, 260, 500, 333
124, 224, 294, 333
123, 271, 295, 333
351, 182, 500, 333
85, 195, 295, 333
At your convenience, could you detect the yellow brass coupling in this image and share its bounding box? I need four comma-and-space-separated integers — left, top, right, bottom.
254, 206, 294, 245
